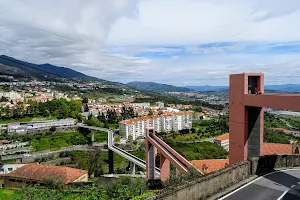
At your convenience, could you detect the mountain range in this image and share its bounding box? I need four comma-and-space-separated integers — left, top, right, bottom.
185, 85, 228, 92
186, 85, 300, 93
126, 81, 191, 93
1, 55, 300, 93
0, 55, 107, 83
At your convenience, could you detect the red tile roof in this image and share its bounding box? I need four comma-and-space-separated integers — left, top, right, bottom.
273, 128, 291, 134
6, 164, 87, 184
191, 159, 229, 174
215, 133, 229, 141
261, 143, 293, 155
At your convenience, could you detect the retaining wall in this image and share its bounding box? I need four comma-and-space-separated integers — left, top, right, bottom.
147, 154, 300, 200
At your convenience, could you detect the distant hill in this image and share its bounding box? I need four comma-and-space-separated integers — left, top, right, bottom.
185, 85, 228, 92
0, 55, 105, 83
265, 84, 300, 93
126, 81, 192, 93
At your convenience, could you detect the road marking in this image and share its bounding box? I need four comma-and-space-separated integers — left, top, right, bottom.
218, 168, 300, 200
277, 189, 289, 200
291, 185, 295, 188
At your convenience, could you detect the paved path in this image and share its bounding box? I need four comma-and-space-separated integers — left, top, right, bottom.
220, 169, 300, 200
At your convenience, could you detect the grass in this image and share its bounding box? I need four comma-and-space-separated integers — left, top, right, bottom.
30, 131, 89, 152
3, 159, 17, 164
167, 133, 201, 142
166, 140, 229, 160
94, 130, 108, 143
0, 115, 57, 124
0, 189, 20, 199
108, 123, 119, 129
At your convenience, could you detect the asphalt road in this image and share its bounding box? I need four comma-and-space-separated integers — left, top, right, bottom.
220, 169, 300, 200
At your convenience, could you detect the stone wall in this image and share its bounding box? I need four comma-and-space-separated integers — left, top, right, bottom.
147, 161, 250, 200
249, 154, 300, 175
147, 154, 300, 200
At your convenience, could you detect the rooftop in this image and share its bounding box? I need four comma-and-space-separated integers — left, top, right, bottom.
261, 143, 293, 155
191, 159, 229, 174
5, 164, 87, 184
215, 133, 229, 141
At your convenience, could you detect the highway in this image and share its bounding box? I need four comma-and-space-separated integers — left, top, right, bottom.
220, 169, 300, 200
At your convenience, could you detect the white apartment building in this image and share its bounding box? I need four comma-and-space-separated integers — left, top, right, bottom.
161, 113, 173, 132
119, 112, 192, 140
214, 133, 229, 151
132, 103, 150, 108
0, 164, 25, 174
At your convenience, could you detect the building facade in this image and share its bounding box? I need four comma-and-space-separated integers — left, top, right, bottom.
119, 112, 192, 140
214, 133, 229, 151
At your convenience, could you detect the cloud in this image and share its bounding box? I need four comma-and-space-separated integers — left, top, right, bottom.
108, 0, 300, 45
1, 0, 300, 85
251, 0, 300, 21
0, 0, 146, 81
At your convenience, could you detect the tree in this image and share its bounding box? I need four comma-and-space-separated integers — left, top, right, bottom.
77, 113, 83, 122
128, 135, 133, 141
87, 148, 103, 177
83, 103, 89, 112
98, 112, 106, 123
82, 97, 89, 104
49, 126, 56, 133
88, 112, 93, 120
148, 110, 153, 116
191, 128, 196, 133
4, 105, 11, 116
0, 96, 8, 102
193, 107, 202, 112
114, 136, 121, 143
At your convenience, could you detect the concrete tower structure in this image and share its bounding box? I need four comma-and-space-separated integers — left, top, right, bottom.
229, 73, 300, 164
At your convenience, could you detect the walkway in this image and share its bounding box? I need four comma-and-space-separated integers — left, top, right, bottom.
220, 169, 300, 200
107, 130, 160, 177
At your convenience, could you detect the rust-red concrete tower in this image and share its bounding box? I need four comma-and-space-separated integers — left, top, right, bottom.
229, 73, 300, 164
229, 73, 264, 164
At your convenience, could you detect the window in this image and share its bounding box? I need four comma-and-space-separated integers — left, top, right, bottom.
8, 168, 13, 172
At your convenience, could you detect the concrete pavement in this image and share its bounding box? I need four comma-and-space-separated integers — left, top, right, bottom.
219, 169, 300, 200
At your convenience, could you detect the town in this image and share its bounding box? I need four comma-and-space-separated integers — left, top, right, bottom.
1, 1, 300, 199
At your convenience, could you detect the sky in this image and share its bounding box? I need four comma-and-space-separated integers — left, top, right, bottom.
1, 0, 300, 86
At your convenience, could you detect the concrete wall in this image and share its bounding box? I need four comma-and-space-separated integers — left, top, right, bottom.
147, 154, 300, 200
249, 154, 300, 175
147, 161, 250, 200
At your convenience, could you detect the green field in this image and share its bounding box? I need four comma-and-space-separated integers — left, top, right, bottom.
29, 130, 108, 151
166, 140, 229, 160
0, 189, 20, 199
167, 133, 202, 142
0, 115, 57, 124
30, 131, 88, 151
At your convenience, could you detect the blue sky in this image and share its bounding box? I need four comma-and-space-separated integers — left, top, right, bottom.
1, 0, 300, 86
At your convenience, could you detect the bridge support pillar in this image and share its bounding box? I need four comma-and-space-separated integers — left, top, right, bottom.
108, 149, 114, 174
130, 162, 136, 174
146, 140, 156, 180
160, 154, 170, 182
90, 131, 94, 143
